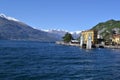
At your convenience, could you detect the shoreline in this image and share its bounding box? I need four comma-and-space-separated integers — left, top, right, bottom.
56, 41, 79, 46
104, 45, 120, 49
56, 41, 120, 49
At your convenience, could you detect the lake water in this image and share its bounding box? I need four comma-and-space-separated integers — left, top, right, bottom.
0, 40, 120, 80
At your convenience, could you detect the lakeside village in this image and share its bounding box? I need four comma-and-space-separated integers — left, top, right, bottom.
56, 30, 120, 49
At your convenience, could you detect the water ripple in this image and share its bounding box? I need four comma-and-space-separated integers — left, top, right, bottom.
0, 41, 120, 80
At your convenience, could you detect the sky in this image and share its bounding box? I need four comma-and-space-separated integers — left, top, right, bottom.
0, 0, 120, 31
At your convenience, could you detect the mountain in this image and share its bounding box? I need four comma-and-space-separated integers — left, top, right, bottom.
0, 14, 58, 41
43, 29, 81, 40
0, 13, 19, 22
70, 31, 81, 39
91, 19, 120, 40
42, 29, 67, 40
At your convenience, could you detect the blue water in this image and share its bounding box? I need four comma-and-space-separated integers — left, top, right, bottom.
0, 40, 120, 80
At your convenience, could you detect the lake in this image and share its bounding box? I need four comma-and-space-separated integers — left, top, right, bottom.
0, 40, 120, 80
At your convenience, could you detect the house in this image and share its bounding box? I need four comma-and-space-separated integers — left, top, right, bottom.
81, 30, 97, 45
112, 34, 120, 45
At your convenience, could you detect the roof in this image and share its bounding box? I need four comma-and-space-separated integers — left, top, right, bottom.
113, 34, 120, 38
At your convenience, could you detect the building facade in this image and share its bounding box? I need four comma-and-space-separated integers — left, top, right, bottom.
112, 34, 120, 44
81, 30, 97, 45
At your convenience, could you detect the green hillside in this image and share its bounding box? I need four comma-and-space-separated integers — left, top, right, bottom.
91, 19, 120, 40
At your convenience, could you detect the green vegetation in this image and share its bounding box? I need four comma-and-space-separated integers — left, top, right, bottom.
91, 19, 120, 40
92, 19, 120, 30
63, 32, 73, 42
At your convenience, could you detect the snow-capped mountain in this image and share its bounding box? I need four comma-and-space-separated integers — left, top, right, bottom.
43, 29, 67, 36
0, 13, 81, 41
42, 29, 67, 40
70, 31, 81, 35
43, 29, 81, 39
70, 31, 81, 39
0, 13, 19, 22
0, 13, 59, 41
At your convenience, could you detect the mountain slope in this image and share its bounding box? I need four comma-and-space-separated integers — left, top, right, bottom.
91, 19, 120, 40
0, 14, 58, 41
43, 29, 67, 40
43, 29, 81, 40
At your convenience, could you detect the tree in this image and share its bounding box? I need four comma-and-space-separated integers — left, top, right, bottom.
63, 32, 73, 42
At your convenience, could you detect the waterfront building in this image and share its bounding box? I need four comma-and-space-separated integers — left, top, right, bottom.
112, 34, 120, 45
81, 30, 97, 45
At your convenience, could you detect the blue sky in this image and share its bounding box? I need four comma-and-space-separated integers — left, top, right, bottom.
0, 0, 120, 31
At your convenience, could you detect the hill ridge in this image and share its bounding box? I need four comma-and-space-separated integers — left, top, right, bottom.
91, 19, 120, 40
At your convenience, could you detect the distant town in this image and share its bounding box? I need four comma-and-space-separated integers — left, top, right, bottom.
56, 29, 120, 49
56, 20, 120, 49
